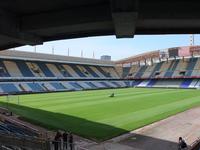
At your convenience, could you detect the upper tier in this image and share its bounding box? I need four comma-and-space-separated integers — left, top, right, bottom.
0, 50, 119, 80
125, 57, 200, 79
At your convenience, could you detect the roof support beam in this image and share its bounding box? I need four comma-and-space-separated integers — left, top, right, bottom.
0, 10, 43, 45
110, 0, 138, 38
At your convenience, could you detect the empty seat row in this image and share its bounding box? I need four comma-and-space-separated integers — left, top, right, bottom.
0, 59, 120, 79
0, 81, 129, 94
126, 57, 200, 79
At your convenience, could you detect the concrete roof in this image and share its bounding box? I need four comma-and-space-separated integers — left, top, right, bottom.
1, 0, 200, 49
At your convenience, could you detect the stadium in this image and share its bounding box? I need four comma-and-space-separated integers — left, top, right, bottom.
0, 45, 199, 150
2, 0, 200, 150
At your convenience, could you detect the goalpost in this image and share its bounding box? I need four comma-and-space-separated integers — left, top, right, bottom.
6, 94, 20, 106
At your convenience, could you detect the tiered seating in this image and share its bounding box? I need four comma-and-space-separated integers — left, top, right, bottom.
134, 66, 148, 78
150, 62, 164, 78
128, 57, 200, 79
127, 65, 139, 77
185, 58, 198, 77
0, 61, 10, 77
96, 66, 111, 77
27, 83, 45, 92
146, 80, 157, 87
141, 65, 155, 78
3, 61, 23, 77
26, 62, 44, 77
164, 60, 180, 78
125, 57, 200, 89
63, 64, 80, 78
137, 80, 149, 87
172, 59, 188, 77
85, 82, 98, 89
158, 61, 172, 78
0, 80, 129, 94
37, 62, 55, 77
180, 79, 193, 88
191, 58, 200, 76
70, 65, 87, 77
0, 59, 120, 79
122, 67, 131, 78
55, 63, 72, 77
15, 61, 34, 77
0, 121, 38, 137
0, 84, 19, 93
84, 65, 100, 77
51, 82, 66, 90
0, 54, 128, 94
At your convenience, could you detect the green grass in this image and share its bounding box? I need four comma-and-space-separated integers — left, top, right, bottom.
0, 88, 200, 141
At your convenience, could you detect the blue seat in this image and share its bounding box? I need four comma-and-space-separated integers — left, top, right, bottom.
83, 66, 99, 77
0, 84, 19, 93
111, 82, 121, 87
100, 82, 111, 88
69, 65, 86, 77
51, 83, 66, 90
150, 62, 163, 78
96, 66, 111, 77
69, 82, 83, 90
185, 58, 198, 77
147, 80, 157, 87
37, 62, 55, 77
85, 82, 97, 88
0, 61, 10, 77
180, 79, 193, 88
15, 61, 34, 77
55, 63, 72, 77
27, 83, 45, 92
164, 60, 179, 77
134, 66, 148, 78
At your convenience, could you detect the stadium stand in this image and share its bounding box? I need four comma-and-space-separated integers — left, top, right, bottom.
1, 46, 200, 94
0, 50, 128, 95
116, 46, 200, 89
2, 47, 200, 149
0, 120, 38, 137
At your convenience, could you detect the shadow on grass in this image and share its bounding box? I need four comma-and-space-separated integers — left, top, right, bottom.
0, 101, 128, 142
0, 102, 190, 150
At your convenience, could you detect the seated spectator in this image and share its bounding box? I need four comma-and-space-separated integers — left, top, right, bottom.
178, 137, 187, 150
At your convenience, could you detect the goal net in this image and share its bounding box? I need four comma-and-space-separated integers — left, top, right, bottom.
6, 95, 20, 105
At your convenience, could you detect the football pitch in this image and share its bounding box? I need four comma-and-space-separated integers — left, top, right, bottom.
0, 88, 200, 141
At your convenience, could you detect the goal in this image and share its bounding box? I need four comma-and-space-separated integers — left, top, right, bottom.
6, 95, 20, 105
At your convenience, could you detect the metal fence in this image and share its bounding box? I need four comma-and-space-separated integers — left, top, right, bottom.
47, 140, 88, 150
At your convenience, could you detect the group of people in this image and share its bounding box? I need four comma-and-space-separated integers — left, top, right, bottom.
53, 131, 188, 150
53, 131, 74, 150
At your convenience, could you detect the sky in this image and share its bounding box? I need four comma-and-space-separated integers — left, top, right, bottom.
15, 34, 200, 61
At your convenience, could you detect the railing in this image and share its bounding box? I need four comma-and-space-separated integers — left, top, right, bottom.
48, 141, 89, 150
0, 132, 48, 150
0, 131, 89, 150
189, 137, 200, 150
0, 76, 120, 81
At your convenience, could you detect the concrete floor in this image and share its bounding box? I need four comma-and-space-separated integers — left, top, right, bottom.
87, 107, 200, 150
